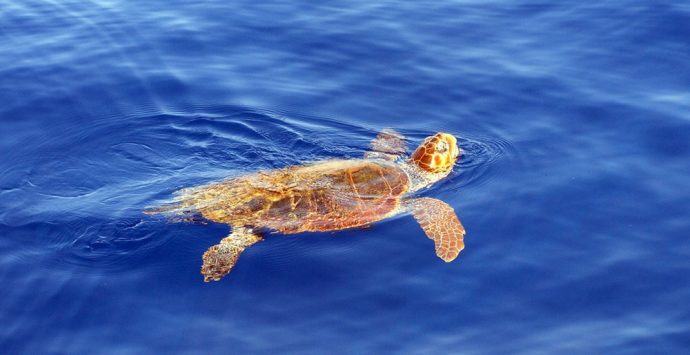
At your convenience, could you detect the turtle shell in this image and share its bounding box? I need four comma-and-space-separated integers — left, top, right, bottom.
180, 159, 409, 233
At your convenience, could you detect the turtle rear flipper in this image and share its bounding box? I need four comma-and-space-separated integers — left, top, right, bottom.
405, 197, 465, 262
201, 227, 263, 282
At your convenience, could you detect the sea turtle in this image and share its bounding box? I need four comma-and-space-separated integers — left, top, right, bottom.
146, 129, 466, 282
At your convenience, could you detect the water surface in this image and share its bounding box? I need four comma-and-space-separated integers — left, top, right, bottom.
1, 1, 689, 354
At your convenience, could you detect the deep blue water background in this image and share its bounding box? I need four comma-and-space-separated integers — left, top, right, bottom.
1, 1, 690, 354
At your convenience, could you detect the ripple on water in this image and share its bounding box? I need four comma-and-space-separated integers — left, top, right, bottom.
1, 105, 511, 282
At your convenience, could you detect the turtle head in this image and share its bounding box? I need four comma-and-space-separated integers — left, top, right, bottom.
410, 133, 460, 174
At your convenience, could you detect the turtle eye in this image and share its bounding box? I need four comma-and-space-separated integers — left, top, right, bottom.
435, 141, 448, 153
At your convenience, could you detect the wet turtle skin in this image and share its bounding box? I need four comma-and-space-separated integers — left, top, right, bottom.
176, 159, 409, 234
144, 131, 466, 282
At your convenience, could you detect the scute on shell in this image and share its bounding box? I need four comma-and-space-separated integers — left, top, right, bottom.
173, 159, 410, 233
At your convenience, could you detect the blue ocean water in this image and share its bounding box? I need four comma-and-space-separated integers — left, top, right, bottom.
1, 1, 689, 353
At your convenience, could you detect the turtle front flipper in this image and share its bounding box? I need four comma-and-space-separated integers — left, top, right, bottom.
405, 197, 465, 262
201, 227, 263, 282
364, 128, 407, 160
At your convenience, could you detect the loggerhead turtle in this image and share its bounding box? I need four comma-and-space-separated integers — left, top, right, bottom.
146, 129, 466, 282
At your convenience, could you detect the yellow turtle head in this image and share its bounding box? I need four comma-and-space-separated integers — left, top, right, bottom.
410, 132, 460, 173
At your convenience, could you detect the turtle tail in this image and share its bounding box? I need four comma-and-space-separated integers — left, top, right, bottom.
143, 201, 185, 215
144, 185, 209, 216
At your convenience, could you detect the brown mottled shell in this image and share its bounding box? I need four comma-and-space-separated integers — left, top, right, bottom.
179, 159, 409, 233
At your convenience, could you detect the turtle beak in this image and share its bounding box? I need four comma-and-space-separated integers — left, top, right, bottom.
448, 135, 460, 160
438, 133, 460, 161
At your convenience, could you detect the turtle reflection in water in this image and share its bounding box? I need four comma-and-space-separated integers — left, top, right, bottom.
146, 129, 466, 282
